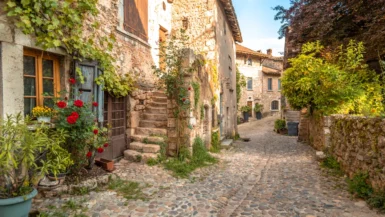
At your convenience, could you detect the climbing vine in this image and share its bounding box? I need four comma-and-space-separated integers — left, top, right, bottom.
5, 0, 135, 97
192, 82, 200, 110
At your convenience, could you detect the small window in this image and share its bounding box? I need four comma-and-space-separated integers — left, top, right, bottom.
268, 78, 273, 91
247, 77, 253, 90
271, 100, 279, 111
23, 50, 60, 116
278, 79, 281, 91
248, 58, 252, 66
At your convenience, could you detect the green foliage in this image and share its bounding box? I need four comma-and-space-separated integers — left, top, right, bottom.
347, 172, 373, 199
210, 131, 220, 153
178, 145, 191, 162
253, 103, 263, 113
236, 66, 246, 105
0, 114, 72, 198
164, 137, 217, 178
274, 119, 286, 130
5, 0, 135, 96
240, 106, 251, 113
233, 133, 240, 140
368, 191, 385, 212
282, 41, 383, 115
146, 158, 158, 166
192, 82, 200, 110
108, 178, 147, 200
200, 104, 205, 120
320, 155, 343, 176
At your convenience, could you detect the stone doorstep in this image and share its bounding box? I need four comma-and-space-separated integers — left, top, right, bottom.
124, 149, 157, 163
148, 101, 168, 108
152, 96, 168, 103
129, 142, 160, 153
131, 135, 165, 143
139, 120, 168, 128
152, 91, 167, 98
145, 107, 167, 114
143, 113, 168, 121
135, 127, 167, 136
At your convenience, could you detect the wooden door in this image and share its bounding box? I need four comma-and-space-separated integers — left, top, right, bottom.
98, 93, 127, 160
247, 101, 253, 117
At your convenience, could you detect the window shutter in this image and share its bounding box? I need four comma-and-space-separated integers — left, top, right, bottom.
123, 0, 148, 41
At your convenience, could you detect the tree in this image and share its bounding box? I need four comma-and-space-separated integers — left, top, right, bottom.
274, 0, 385, 61
282, 41, 383, 115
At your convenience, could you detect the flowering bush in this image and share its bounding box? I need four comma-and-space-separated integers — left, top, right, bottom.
55, 95, 109, 171
32, 106, 53, 117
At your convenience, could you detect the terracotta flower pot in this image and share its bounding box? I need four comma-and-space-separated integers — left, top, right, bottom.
95, 158, 114, 172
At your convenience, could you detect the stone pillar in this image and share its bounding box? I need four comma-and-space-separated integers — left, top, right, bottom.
0, 42, 24, 118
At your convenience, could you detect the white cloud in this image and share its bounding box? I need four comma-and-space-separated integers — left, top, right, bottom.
240, 37, 285, 56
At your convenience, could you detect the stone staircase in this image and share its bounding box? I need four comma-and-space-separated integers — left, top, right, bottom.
124, 90, 168, 163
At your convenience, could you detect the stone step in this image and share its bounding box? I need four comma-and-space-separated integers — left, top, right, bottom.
143, 113, 168, 121
135, 127, 167, 136
131, 135, 165, 143
139, 120, 167, 128
145, 107, 167, 114
129, 142, 160, 153
124, 150, 157, 163
148, 101, 167, 108
153, 96, 168, 103
152, 91, 167, 98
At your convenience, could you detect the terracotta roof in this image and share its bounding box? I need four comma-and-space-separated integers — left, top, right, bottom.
236, 44, 270, 58
262, 66, 282, 76
219, 0, 243, 43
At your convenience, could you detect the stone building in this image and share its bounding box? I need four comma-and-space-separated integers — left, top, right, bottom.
0, 0, 242, 160
236, 44, 283, 119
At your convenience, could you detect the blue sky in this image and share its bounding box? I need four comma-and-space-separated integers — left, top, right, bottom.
233, 0, 291, 56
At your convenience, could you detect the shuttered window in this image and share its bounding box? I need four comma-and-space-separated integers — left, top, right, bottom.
268, 78, 273, 91
124, 0, 148, 41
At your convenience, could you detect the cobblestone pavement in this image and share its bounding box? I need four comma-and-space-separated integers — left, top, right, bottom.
34, 116, 384, 217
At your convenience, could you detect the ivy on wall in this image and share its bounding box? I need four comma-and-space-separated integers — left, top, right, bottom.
5, 0, 135, 97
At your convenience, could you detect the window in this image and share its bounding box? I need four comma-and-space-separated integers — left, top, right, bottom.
123, 0, 148, 41
271, 100, 279, 111
268, 78, 273, 91
248, 58, 252, 66
23, 49, 60, 116
247, 77, 253, 90
278, 79, 281, 91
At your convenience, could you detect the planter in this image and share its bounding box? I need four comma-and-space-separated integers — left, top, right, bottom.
256, 112, 262, 120
37, 116, 51, 123
47, 172, 67, 181
243, 112, 249, 122
278, 128, 288, 135
0, 188, 37, 217
95, 158, 114, 172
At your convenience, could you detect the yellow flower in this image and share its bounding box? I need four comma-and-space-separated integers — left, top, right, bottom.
32, 106, 53, 117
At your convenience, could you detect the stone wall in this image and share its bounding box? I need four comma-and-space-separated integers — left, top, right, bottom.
303, 113, 385, 191
260, 74, 281, 117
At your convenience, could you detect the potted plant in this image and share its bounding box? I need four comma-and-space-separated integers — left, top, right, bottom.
0, 114, 72, 217
32, 106, 53, 123
254, 103, 263, 120
240, 105, 252, 122
274, 119, 287, 134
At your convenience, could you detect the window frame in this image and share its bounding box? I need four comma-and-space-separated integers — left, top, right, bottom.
267, 78, 273, 91
278, 79, 281, 91
23, 49, 61, 115
271, 100, 279, 111
247, 77, 253, 90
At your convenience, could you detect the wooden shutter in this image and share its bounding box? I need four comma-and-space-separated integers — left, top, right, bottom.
123, 0, 148, 41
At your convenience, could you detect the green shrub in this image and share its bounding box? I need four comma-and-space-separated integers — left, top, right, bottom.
146, 158, 158, 166
240, 106, 252, 113
368, 191, 385, 212
274, 119, 286, 130
347, 172, 373, 199
178, 145, 191, 162
210, 131, 220, 153
320, 155, 343, 176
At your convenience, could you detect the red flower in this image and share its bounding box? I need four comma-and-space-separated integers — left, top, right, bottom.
69, 78, 76, 85
70, 111, 79, 119
97, 147, 104, 153
67, 115, 77, 124
92, 102, 98, 107
57, 101, 67, 108
74, 100, 83, 107
103, 143, 109, 148
182, 98, 186, 102
188, 87, 191, 91
93, 129, 99, 135
86, 151, 92, 158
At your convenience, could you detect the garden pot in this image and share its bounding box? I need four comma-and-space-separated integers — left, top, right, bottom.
243, 112, 249, 122
0, 188, 37, 217
95, 158, 114, 172
256, 112, 262, 120
37, 116, 51, 123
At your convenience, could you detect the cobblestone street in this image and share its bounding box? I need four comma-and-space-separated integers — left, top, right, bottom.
34, 116, 384, 217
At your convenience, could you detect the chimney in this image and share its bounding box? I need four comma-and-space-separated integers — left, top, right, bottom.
267, 49, 272, 56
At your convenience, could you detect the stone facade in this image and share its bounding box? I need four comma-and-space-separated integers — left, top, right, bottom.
236, 45, 284, 119
302, 114, 385, 191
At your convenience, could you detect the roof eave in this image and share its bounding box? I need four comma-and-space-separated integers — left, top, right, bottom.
219, 0, 243, 43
